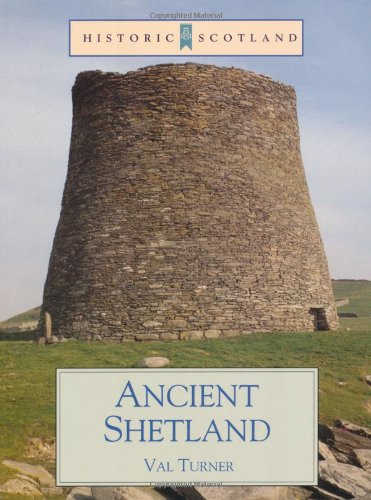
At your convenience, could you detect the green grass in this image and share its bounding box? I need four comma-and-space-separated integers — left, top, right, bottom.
0, 283, 370, 497
339, 317, 371, 331
0, 326, 370, 491
333, 279, 371, 317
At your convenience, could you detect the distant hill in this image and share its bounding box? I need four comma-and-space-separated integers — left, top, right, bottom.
332, 280, 371, 317
333, 279, 370, 283
0, 306, 40, 332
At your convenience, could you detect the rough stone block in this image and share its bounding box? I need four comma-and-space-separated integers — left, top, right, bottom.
2, 460, 55, 488
167, 319, 187, 329
180, 331, 204, 340
319, 460, 371, 498
222, 330, 239, 337
143, 320, 163, 328
160, 333, 179, 341
46, 335, 59, 345
204, 329, 222, 339
134, 333, 159, 341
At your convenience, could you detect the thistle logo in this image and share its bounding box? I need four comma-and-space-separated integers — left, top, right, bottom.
180, 23, 192, 50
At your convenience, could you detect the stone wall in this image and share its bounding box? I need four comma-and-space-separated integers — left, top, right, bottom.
38, 63, 338, 341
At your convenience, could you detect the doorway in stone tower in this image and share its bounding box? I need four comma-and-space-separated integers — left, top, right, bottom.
310, 308, 329, 331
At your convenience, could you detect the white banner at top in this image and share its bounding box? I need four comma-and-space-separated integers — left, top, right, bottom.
69, 20, 303, 57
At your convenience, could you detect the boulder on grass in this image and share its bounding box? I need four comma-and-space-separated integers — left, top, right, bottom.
0, 478, 42, 496
2, 459, 55, 488
319, 459, 371, 498
137, 357, 170, 368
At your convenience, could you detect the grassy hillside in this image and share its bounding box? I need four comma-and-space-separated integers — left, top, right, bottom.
332, 279, 371, 317
0, 282, 370, 497
0, 329, 370, 486
0, 306, 40, 331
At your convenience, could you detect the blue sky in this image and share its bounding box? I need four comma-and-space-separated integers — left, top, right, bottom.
1, 0, 370, 320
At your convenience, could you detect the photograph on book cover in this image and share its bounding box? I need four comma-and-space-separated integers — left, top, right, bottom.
1, 0, 370, 498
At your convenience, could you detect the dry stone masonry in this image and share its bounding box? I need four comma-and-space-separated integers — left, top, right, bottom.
38, 63, 338, 341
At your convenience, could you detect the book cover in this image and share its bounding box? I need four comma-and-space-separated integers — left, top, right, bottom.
1, 1, 370, 499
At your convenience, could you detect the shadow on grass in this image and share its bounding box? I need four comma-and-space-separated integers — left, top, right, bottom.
0, 329, 36, 341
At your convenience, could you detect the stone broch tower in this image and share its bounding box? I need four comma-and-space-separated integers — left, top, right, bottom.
38, 63, 338, 341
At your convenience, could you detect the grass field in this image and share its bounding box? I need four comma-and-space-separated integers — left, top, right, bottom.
0, 281, 370, 498
1, 327, 371, 488
333, 279, 371, 317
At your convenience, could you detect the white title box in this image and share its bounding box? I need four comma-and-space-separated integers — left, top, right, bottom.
69, 20, 303, 56
57, 368, 318, 486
